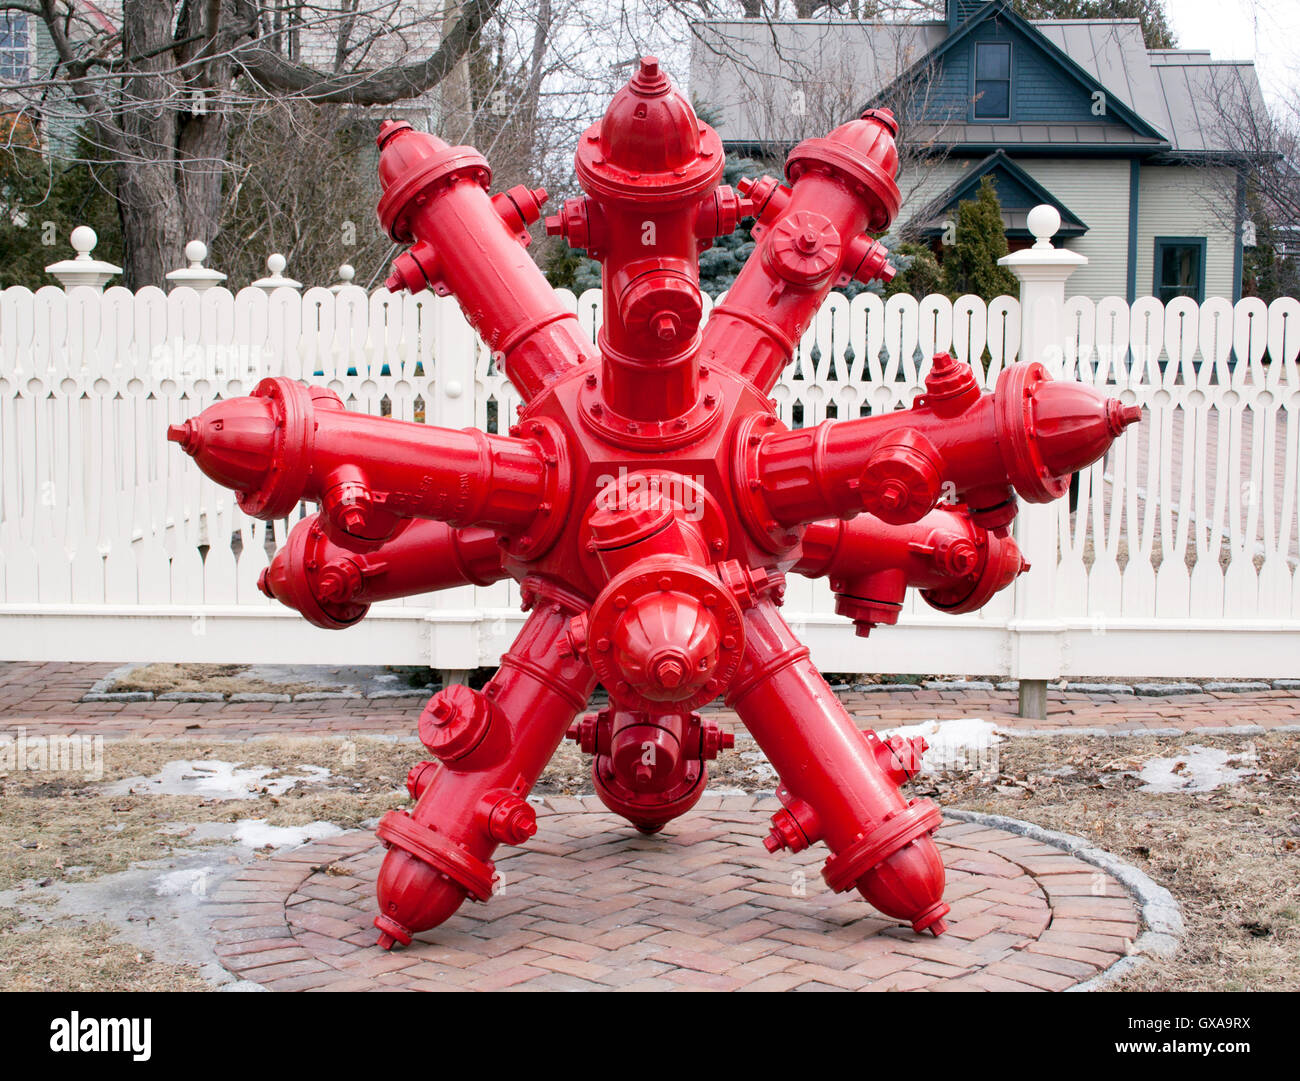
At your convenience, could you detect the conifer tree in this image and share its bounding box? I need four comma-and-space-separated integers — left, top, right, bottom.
941, 176, 1019, 300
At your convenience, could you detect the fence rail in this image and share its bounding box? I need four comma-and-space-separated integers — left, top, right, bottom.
1, 279, 1296, 680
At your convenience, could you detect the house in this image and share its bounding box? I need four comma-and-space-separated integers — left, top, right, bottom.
1, 3, 121, 156
690, 0, 1269, 302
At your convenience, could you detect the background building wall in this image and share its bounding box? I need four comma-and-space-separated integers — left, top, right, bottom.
1136, 163, 1237, 300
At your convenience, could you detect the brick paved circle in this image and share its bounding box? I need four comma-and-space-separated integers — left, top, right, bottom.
209, 795, 1145, 991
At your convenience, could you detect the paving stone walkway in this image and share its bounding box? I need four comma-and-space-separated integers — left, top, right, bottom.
3, 661, 1299, 739
208, 796, 1143, 991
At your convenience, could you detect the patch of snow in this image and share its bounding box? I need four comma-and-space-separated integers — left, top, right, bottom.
231, 819, 342, 849
154, 867, 215, 898
737, 750, 778, 784
1136, 745, 1259, 793
157, 818, 343, 849
877, 718, 1003, 775
103, 760, 331, 801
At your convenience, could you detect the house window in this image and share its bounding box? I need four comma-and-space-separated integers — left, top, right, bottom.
0, 13, 29, 82
1154, 237, 1206, 303
974, 42, 1011, 120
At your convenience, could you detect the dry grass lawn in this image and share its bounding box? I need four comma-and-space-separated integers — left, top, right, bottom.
1, 731, 1295, 991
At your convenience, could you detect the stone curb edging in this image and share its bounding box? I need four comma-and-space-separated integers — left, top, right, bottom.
81, 664, 440, 704
945, 809, 1183, 992
80, 678, 1300, 703
81, 688, 434, 703
1000, 723, 1300, 738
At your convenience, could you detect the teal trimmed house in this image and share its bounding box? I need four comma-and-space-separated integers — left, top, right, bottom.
691, 0, 1267, 302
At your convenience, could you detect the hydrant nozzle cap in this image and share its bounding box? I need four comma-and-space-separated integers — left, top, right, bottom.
589, 486, 673, 551
167, 421, 194, 451
1110, 400, 1142, 433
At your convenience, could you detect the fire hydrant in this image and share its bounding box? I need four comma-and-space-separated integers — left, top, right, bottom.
169, 58, 1139, 949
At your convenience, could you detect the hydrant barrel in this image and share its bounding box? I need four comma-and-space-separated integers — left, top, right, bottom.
376, 121, 596, 401
698, 110, 902, 395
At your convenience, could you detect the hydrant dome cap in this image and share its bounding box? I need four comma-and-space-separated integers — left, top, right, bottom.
575, 57, 724, 203
597, 57, 700, 174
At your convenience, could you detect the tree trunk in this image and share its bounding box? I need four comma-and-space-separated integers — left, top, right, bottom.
31, 0, 505, 284
177, 111, 231, 260
441, 1, 475, 141
109, 0, 235, 286
113, 0, 186, 287
115, 158, 187, 290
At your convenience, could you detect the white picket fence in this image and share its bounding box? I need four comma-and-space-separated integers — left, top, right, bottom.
0, 280, 1297, 680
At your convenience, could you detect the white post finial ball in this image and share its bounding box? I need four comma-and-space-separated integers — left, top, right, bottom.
185, 240, 208, 265
267, 253, 287, 275
339, 264, 355, 282
1027, 204, 1061, 249
70, 225, 98, 257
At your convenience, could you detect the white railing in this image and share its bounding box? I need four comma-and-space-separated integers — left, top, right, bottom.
1, 277, 1296, 680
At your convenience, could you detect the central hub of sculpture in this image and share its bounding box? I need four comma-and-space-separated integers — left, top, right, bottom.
169, 57, 1139, 949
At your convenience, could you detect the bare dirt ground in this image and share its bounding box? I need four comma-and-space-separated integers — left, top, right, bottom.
104, 662, 438, 697
107, 663, 320, 698
1, 731, 1295, 991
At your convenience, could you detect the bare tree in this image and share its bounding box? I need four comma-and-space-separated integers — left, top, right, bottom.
0, 0, 538, 286
1, 0, 964, 288
1206, 75, 1300, 240
1169, 61, 1299, 300
207, 0, 582, 287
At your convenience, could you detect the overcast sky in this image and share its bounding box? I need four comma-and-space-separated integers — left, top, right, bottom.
1165, 0, 1300, 107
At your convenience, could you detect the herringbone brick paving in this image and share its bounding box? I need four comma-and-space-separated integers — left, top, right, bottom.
208, 797, 1141, 991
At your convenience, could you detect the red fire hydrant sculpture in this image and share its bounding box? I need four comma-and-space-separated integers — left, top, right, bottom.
169, 58, 1139, 949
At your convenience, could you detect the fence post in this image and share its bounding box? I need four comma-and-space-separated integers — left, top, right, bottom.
252, 253, 302, 293
165, 240, 227, 293
999, 206, 1086, 718
44, 226, 121, 291
330, 264, 356, 294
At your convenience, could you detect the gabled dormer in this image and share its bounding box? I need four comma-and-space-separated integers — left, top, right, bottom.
873, 0, 1169, 154
912, 150, 1088, 243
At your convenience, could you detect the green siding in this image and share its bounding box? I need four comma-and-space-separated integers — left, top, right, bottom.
1019, 158, 1130, 300
1136, 165, 1236, 301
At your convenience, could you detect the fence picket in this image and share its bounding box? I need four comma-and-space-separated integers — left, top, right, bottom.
0, 282, 1294, 676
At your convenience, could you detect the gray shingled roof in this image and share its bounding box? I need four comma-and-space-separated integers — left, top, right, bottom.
1033, 19, 1163, 130
1149, 58, 1267, 154
690, 16, 1266, 154
1034, 18, 1264, 153
908, 121, 1164, 147
690, 19, 947, 146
